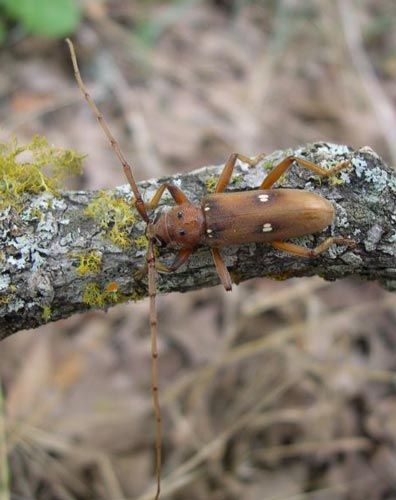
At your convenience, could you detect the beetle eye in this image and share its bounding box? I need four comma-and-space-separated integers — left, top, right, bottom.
179, 229, 186, 236
177, 211, 183, 219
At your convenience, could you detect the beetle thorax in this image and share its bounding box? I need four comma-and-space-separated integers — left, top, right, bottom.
149, 203, 205, 249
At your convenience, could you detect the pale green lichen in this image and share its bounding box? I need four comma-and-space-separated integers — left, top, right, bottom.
351, 157, 367, 178
0, 135, 84, 212
0, 275, 10, 292
84, 192, 136, 247
351, 155, 388, 191
364, 167, 388, 191
389, 176, 396, 194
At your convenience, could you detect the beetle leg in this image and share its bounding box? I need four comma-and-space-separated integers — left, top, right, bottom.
156, 248, 193, 272
271, 238, 356, 257
133, 183, 192, 210
215, 152, 267, 193
149, 184, 191, 208
135, 248, 193, 280
211, 247, 232, 291
260, 156, 349, 190
166, 185, 192, 205
144, 184, 169, 209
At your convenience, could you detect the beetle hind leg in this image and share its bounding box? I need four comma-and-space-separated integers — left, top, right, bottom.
260, 156, 350, 190
215, 152, 267, 193
271, 238, 356, 258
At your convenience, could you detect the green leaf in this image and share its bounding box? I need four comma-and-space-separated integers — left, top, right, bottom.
3, 0, 81, 37
0, 0, 19, 18
0, 19, 6, 45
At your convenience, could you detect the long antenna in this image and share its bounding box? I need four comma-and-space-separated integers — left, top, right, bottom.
66, 38, 162, 499
65, 39, 149, 223
147, 238, 162, 498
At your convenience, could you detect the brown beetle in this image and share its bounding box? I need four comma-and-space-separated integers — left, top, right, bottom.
145, 152, 354, 291
66, 39, 355, 500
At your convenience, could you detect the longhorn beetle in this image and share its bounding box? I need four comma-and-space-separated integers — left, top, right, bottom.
66, 39, 355, 499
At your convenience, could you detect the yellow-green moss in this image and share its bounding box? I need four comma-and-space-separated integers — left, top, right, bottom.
206, 172, 247, 192
82, 282, 106, 307
0, 284, 15, 305
73, 250, 102, 275
41, 305, 51, 321
134, 235, 149, 249
0, 295, 10, 305
266, 271, 293, 281
328, 174, 347, 186
85, 192, 136, 247
29, 207, 45, 220
153, 244, 160, 259
82, 281, 142, 308
262, 159, 275, 171
205, 176, 218, 193
231, 174, 243, 185
0, 135, 84, 212
104, 282, 137, 304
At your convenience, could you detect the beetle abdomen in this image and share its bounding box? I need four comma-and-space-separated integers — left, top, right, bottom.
201, 189, 335, 247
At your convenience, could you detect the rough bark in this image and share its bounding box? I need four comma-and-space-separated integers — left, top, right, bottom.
1, 142, 395, 338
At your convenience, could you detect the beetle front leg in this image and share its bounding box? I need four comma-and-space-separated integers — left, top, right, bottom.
132, 183, 192, 211
211, 247, 232, 291
260, 156, 349, 190
215, 152, 267, 193
156, 248, 193, 272
271, 238, 356, 258
135, 248, 193, 281
148, 184, 191, 208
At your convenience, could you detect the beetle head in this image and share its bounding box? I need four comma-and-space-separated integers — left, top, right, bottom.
148, 203, 204, 249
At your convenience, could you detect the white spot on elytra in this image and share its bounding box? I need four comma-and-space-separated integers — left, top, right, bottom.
258, 194, 269, 202
262, 223, 272, 232
207, 228, 213, 234
204, 205, 211, 211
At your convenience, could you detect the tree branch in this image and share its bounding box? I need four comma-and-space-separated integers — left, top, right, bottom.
1, 142, 395, 338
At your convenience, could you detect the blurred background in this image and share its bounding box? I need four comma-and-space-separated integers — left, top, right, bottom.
1, 1, 396, 499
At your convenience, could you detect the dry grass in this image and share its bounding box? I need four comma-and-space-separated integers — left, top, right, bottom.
1, 1, 396, 499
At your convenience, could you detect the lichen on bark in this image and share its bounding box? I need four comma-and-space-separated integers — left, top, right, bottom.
1, 142, 395, 338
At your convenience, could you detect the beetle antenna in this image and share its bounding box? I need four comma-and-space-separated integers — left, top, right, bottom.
65, 38, 149, 223
66, 38, 162, 499
147, 238, 162, 499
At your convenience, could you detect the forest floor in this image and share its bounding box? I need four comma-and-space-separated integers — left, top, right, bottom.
1, 1, 396, 499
